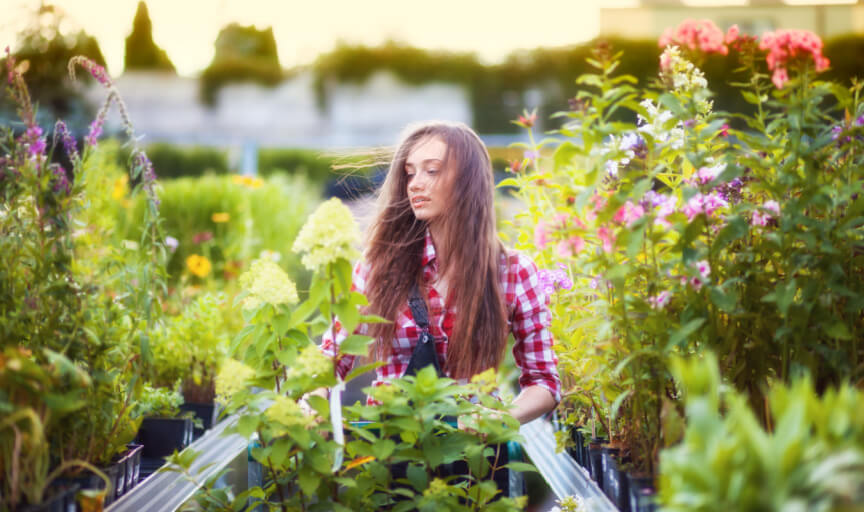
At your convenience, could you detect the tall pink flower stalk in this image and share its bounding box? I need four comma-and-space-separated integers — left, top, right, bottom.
759, 29, 830, 88
659, 19, 728, 55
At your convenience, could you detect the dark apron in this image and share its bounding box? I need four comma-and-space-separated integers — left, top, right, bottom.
390, 283, 510, 501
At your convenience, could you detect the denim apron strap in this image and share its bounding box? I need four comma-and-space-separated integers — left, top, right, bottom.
403, 282, 444, 378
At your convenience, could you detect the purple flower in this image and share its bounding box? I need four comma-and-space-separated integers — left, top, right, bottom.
524, 150, 539, 160
856, 115, 864, 127
831, 125, 844, 141
538, 266, 573, 297
54, 120, 79, 161
85, 117, 104, 147
696, 163, 726, 185
51, 165, 71, 196
165, 236, 179, 252
605, 160, 619, 177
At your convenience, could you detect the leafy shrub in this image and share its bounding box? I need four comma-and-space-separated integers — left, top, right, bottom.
258, 147, 336, 181
660, 352, 864, 511
133, 143, 228, 179
117, 172, 320, 291
506, 24, 864, 477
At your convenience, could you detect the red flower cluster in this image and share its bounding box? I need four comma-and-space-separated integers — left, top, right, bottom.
659, 19, 728, 56
759, 29, 830, 89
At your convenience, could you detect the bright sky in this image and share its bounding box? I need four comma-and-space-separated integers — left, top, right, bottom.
0, 0, 633, 76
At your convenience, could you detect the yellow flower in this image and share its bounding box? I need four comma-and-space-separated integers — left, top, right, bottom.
186, 254, 212, 278
211, 212, 230, 223
266, 395, 313, 429
215, 358, 255, 403
112, 175, 128, 200
238, 259, 299, 310
231, 175, 263, 189
292, 198, 360, 271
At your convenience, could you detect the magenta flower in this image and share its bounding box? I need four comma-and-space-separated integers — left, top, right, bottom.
648, 290, 672, 309
696, 163, 725, 184
597, 225, 616, 253
54, 120, 79, 161
695, 260, 711, 278
752, 200, 780, 226
538, 265, 573, 297
613, 201, 646, 227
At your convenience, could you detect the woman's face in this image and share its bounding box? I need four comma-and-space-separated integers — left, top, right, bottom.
405, 136, 450, 222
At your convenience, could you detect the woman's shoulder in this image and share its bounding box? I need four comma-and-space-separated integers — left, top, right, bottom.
499, 246, 541, 274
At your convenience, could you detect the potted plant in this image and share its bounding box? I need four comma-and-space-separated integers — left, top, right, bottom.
133, 384, 194, 461
149, 293, 230, 438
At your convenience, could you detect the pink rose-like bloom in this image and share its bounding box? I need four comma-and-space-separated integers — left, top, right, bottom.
772, 68, 790, 89
597, 225, 616, 254
659, 19, 728, 55
556, 236, 586, 258
683, 194, 705, 221
613, 201, 646, 227
695, 260, 711, 278
752, 200, 781, 226
534, 221, 549, 249
648, 290, 672, 309
725, 24, 740, 45
760, 29, 830, 89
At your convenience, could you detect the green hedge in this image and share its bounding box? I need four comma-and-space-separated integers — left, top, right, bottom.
257, 148, 336, 182
138, 143, 229, 179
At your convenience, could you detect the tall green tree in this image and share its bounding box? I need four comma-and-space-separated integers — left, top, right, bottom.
124, 1, 175, 72
0, 4, 106, 129
200, 23, 283, 105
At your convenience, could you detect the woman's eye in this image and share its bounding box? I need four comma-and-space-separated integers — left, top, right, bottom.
427, 168, 439, 174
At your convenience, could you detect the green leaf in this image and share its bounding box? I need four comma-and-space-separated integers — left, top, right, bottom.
334, 299, 360, 335
340, 335, 373, 356
826, 322, 852, 341
712, 215, 748, 252
496, 178, 520, 189
666, 319, 706, 350
406, 464, 428, 491
502, 461, 538, 473
709, 284, 738, 313
298, 469, 320, 495
345, 361, 387, 383
371, 439, 396, 460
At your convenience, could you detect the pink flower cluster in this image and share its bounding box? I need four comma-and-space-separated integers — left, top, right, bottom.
759, 29, 830, 89
659, 19, 728, 56
613, 201, 646, 227
681, 260, 711, 291
682, 192, 729, 221
535, 214, 588, 258
751, 200, 780, 227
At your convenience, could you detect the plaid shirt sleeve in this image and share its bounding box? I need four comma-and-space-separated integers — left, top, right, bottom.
508, 252, 562, 403
320, 261, 370, 380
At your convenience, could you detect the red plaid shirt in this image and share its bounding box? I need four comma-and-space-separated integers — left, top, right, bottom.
321, 231, 560, 404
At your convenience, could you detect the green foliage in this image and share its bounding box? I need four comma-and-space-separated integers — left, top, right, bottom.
124, 1, 175, 72
258, 147, 337, 182
134, 143, 228, 179
132, 383, 183, 419
169, 202, 531, 510
200, 23, 283, 105
1, 54, 166, 506
149, 293, 229, 402
117, 172, 319, 290
507, 35, 864, 478
660, 352, 864, 511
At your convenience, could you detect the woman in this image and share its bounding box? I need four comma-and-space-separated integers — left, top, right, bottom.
320, 121, 560, 424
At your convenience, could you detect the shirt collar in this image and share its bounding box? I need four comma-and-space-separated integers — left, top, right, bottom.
421, 229, 437, 268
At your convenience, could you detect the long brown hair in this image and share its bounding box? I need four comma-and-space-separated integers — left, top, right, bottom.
364, 121, 508, 379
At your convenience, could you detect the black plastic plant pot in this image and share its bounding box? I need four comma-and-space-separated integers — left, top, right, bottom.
600, 446, 620, 502
180, 401, 221, 438
566, 426, 583, 465
627, 473, 658, 512
124, 443, 144, 491
138, 417, 193, 458
20, 482, 79, 512
587, 437, 607, 487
